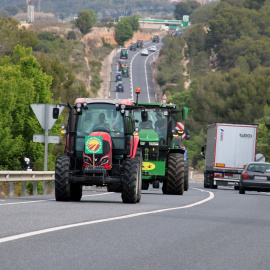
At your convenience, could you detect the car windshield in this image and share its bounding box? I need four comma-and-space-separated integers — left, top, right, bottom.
247, 164, 270, 173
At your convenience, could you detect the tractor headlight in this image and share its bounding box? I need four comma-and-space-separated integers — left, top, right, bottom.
149, 142, 159, 146
84, 156, 91, 165
100, 156, 109, 165
76, 103, 82, 113
140, 142, 146, 145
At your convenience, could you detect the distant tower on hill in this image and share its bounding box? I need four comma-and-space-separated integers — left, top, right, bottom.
27, 0, 35, 23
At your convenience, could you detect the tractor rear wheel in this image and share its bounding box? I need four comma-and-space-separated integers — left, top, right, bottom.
122, 158, 141, 203
70, 184, 82, 201
55, 156, 70, 201
163, 153, 184, 195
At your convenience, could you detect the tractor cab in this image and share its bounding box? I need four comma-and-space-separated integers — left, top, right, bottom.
120, 48, 128, 59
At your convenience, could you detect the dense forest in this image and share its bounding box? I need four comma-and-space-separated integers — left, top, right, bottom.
157, 0, 270, 169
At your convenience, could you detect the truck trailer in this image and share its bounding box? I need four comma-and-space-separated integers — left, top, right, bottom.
202, 123, 258, 189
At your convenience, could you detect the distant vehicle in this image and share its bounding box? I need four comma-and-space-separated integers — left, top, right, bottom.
117, 59, 127, 72
152, 34, 160, 42
116, 71, 122, 82
116, 81, 124, 92
141, 49, 149, 56
137, 40, 144, 48
239, 162, 270, 194
201, 123, 258, 189
130, 42, 137, 51
120, 48, 128, 59
149, 46, 157, 52
122, 66, 129, 77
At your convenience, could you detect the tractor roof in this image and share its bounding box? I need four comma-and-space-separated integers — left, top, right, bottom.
75, 98, 134, 106
138, 103, 177, 109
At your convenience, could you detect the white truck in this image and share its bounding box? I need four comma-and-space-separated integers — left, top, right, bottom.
202, 123, 258, 189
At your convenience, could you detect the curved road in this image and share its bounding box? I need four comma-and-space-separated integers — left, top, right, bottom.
110, 39, 162, 102
1, 183, 270, 269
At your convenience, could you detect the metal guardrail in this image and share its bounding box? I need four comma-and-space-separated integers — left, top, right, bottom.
0, 171, 55, 198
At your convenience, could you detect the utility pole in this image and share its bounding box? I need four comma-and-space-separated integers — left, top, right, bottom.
27, 0, 35, 23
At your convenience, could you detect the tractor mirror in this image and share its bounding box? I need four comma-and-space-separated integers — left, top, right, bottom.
186, 129, 191, 140
141, 111, 148, 122
53, 108, 59, 119
182, 107, 188, 120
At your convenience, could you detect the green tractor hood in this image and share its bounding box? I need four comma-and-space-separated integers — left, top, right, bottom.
139, 129, 159, 142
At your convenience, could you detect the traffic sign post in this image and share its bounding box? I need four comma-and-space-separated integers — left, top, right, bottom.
162, 94, 167, 104
31, 103, 65, 171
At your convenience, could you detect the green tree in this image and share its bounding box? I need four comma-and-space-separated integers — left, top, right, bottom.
0, 16, 38, 57
115, 20, 133, 46
121, 15, 140, 32
74, 9, 98, 35
0, 45, 61, 170
174, 0, 201, 20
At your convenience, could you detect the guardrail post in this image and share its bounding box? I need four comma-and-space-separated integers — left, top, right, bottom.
51, 181, 55, 194
33, 182, 37, 195
22, 181, 27, 196
43, 181, 47, 195
9, 182, 14, 198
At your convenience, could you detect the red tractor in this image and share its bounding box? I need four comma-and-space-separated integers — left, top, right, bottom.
54, 98, 145, 203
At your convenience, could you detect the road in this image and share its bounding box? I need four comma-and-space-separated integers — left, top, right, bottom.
1, 182, 270, 270
110, 40, 162, 102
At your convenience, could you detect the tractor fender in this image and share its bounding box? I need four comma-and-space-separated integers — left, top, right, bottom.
128, 135, 140, 158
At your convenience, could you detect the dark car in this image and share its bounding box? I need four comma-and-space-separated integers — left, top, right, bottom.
239, 162, 270, 194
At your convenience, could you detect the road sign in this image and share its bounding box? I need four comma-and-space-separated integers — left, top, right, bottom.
31, 103, 65, 131
33, 134, 60, 144
162, 94, 167, 104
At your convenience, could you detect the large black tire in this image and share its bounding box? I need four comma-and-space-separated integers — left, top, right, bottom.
184, 158, 189, 191
142, 182, 149, 190
135, 148, 143, 203
70, 184, 82, 201
239, 184, 245, 194
163, 153, 184, 195
122, 158, 141, 203
55, 156, 71, 201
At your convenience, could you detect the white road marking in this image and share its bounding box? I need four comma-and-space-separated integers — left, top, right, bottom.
0, 189, 214, 243
0, 192, 114, 206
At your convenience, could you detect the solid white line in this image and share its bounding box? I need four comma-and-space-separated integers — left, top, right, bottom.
0, 189, 214, 244
0, 192, 114, 206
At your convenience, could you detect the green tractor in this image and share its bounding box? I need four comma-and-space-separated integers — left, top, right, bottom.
135, 103, 190, 195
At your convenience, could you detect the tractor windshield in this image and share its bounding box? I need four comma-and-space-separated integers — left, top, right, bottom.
76, 103, 125, 157
134, 109, 168, 144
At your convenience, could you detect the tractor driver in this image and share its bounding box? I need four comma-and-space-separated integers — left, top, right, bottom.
155, 112, 166, 139
93, 112, 110, 131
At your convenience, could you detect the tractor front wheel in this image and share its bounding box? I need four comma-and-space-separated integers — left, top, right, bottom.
163, 153, 184, 195
55, 156, 70, 201
122, 158, 141, 203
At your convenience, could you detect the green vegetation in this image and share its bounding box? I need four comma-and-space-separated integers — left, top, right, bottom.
174, 0, 201, 20
115, 19, 134, 46
74, 9, 98, 35
157, 0, 270, 169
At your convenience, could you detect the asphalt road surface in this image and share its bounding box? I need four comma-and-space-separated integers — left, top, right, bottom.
1, 182, 270, 270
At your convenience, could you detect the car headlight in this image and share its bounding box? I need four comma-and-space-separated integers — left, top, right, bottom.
149, 142, 159, 146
